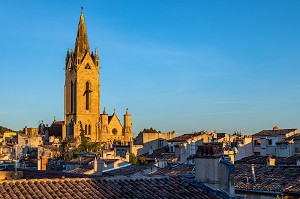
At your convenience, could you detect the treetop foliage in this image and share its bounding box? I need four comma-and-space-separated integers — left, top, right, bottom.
139, 127, 161, 134
0, 125, 17, 134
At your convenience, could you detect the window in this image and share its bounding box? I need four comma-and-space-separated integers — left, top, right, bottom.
159, 140, 164, 148
267, 139, 273, 146
254, 140, 261, 146
85, 63, 91, 69
84, 124, 91, 135
88, 125, 91, 135
70, 81, 76, 113
254, 152, 260, 155
71, 81, 74, 112
112, 128, 118, 135
85, 82, 91, 110
280, 144, 287, 149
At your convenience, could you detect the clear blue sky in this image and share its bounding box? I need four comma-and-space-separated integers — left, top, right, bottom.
0, 1, 300, 136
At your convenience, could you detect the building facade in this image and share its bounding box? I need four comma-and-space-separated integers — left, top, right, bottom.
168, 131, 214, 163
134, 131, 176, 155
252, 126, 298, 156
63, 9, 132, 145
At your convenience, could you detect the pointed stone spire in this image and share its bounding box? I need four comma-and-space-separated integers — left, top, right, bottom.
103, 107, 107, 114
74, 7, 90, 61
126, 108, 129, 115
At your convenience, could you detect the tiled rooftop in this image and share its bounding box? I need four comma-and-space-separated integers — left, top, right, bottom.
168, 131, 210, 142
65, 156, 94, 165
103, 164, 156, 177
253, 129, 297, 137
140, 146, 176, 161
66, 167, 91, 175
16, 169, 100, 179
235, 164, 300, 194
150, 163, 194, 177
277, 133, 300, 143
284, 185, 300, 194
235, 155, 300, 165
0, 177, 217, 199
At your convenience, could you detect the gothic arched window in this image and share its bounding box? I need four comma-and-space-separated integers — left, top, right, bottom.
88, 124, 91, 135
85, 81, 91, 110
71, 81, 74, 113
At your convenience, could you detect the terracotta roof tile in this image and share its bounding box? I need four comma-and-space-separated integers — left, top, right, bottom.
0, 177, 218, 198
277, 133, 300, 143
253, 129, 297, 137
150, 163, 195, 177
168, 131, 210, 142
103, 164, 156, 177
140, 146, 176, 161
235, 164, 300, 194
9, 168, 100, 179
235, 155, 300, 165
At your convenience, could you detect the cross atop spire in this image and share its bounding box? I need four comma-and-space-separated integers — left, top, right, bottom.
74, 7, 90, 61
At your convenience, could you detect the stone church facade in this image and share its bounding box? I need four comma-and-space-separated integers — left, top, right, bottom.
63, 9, 132, 146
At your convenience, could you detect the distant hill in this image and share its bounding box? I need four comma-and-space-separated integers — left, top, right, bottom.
0, 125, 18, 134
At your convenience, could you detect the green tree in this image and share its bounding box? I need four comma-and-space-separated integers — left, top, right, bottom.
88, 142, 102, 152
139, 156, 147, 165
129, 153, 148, 165
77, 122, 89, 152
0, 126, 17, 134
129, 153, 139, 165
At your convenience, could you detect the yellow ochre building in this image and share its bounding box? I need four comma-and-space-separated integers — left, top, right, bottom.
63, 9, 132, 146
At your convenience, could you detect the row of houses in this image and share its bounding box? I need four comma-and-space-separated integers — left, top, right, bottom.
132, 125, 299, 166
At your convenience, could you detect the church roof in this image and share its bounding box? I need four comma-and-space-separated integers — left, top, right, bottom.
108, 113, 122, 127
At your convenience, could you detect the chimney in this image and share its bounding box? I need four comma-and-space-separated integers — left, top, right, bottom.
102, 150, 107, 159
251, 164, 256, 182
273, 126, 279, 130
38, 156, 41, 170
114, 160, 119, 168
94, 157, 104, 176
125, 151, 130, 162
267, 156, 276, 166
38, 156, 48, 170
195, 144, 235, 197
41, 156, 48, 170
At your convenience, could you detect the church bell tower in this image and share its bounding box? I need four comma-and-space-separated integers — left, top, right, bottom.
64, 8, 100, 141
